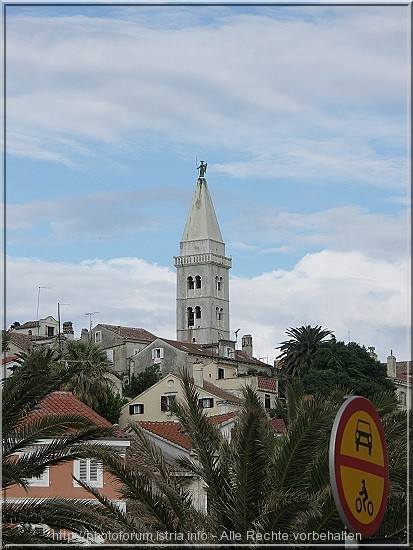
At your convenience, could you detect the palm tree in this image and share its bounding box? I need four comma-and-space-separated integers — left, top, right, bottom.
82, 372, 408, 546
62, 339, 116, 410
277, 324, 334, 377
2, 347, 123, 544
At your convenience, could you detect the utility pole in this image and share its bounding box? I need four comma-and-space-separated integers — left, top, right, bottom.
36, 286, 51, 335
85, 312, 99, 340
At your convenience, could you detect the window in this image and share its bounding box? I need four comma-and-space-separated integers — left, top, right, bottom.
195, 306, 201, 319
399, 391, 406, 406
198, 397, 214, 409
151, 347, 164, 363
161, 395, 176, 412
264, 394, 271, 409
129, 403, 144, 415
218, 368, 224, 380
187, 276, 194, 290
46, 325, 55, 337
216, 307, 223, 324
73, 458, 103, 488
216, 276, 223, 292
106, 349, 114, 362
94, 331, 102, 344
187, 307, 194, 327
27, 466, 50, 487
195, 275, 202, 289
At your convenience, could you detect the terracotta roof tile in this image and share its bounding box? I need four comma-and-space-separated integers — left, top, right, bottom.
9, 332, 38, 351
257, 377, 278, 392
395, 361, 412, 381
202, 380, 243, 404
139, 421, 192, 450
99, 325, 157, 342
139, 413, 236, 450
269, 418, 286, 433
24, 391, 128, 438
162, 339, 272, 368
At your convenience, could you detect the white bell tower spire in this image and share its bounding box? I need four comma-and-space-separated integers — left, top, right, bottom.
174, 163, 231, 344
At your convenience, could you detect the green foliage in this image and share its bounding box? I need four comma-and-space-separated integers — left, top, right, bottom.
277, 324, 334, 377
94, 387, 128, 424
123, 364, 162, 397
62, 339, 116, 410
302, 340, 396, 398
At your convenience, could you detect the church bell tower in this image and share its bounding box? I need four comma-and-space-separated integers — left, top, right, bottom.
174, 162, 232, 344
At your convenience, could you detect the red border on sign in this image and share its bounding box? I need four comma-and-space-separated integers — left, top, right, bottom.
331, 396, 389, 537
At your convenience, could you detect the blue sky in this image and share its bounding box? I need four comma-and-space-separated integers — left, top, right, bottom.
4, 3, 411, 363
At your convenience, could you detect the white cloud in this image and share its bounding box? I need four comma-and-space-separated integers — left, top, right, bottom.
6, 7, 409, 186
227, 205, 410, 262
6, 250, 410, 365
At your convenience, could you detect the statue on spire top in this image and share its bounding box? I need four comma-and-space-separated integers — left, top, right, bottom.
197, 161, 207, 178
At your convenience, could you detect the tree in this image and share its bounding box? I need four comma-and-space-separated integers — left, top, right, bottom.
62, 339, 116, 410
2, 347, 121, 544
276, 324, 334, 378
94, 386, 128, 424
301, 340, 396, 399
123, 364, 163, 398
80, 372, 408, 545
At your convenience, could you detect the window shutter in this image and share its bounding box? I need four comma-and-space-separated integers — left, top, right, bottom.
160, 347, 164, 358
79, 459, 87, 481
151, 349, 155, 360
89, 459, 98, 482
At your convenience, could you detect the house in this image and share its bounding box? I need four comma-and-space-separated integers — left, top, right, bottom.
118, 372, 243, 428
1, 355, 20, 381
129, 413, 237, 512
212, 375, 279, 412
12, 316, 60, 338
127, 412, 286, 513
129, 336, 273, 381
84, 324, 157, 379
4, 391, 131, 542
387, 351, 412, 410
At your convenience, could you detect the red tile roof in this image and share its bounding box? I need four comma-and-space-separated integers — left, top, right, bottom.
139, 421, 192, 450
162, 339, 271, 368
269, 418, 287, 433
202, 380, 243, 404
258, 377, 278, 392
140, 413, 236, 450
24, 391, 128, 438
1, 355, 20, 365
8, 332, 40, 351
396, 361, 412, 382
99, 325, 157, 342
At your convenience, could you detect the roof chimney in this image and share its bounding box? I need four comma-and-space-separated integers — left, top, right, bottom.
242, 334, 253, 357
63, 321, 74, 340
192, 360, 204, 388
386, 350, 396, 378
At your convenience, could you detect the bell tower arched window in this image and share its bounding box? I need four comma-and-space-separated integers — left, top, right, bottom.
187, 276, 194, 290
195, 275, 202, 289
187, 307, 194, 327
195, 306, 201, 319
215, 276, 223, 293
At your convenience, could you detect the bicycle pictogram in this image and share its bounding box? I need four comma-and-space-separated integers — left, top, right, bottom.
355, 479, 374, 516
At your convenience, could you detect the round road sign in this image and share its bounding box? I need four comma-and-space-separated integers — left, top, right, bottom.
329, 395, 388, 537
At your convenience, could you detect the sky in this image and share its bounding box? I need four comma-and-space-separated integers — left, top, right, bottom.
4, 2, 411, 365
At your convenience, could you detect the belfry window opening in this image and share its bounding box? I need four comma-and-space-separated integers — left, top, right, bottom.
187, 276, 194, 290
195, 275, 202, 289
187, 307, 194, 327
